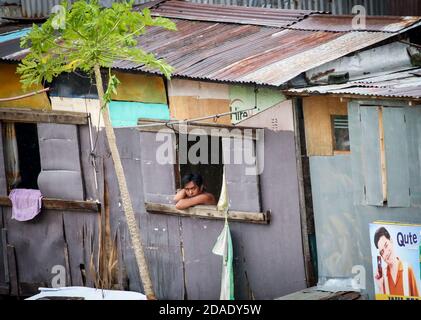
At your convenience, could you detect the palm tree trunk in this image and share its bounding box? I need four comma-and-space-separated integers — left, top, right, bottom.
94, 64, 155, 300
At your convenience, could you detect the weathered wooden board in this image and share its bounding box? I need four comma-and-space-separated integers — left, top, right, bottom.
145, 202, 269, 224
179, 217, 224, 299
3, 207, 66, 296
0, 122, 7, 196
111, 72, 167, 104
103, 128, 185, 299
360, 106, 383, 206
228, 130, 306, 299
303, 96, 348, 156
7, 244, 18, 296
78, 125, 99, 202
0, 225, 7, 287
62, 211, 99, 287
50, 97, 103, 128
383, 107, 410, 207
0, 108, 88, 125
168, 79, 231, 125
37, 123, 84, 200
348, 102, 365, 205
0, 197, 100, 212
222, 136, 261, 212
406, 107, 421, 206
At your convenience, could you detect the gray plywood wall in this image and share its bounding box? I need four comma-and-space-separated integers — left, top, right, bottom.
0, 124, 100, 296
104, 127, 307, 299
0, 122, 306, 299
310, 102, 421, 299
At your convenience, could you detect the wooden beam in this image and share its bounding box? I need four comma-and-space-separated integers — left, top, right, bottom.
0, 108, 88, 125
145, 202, 270, 224
0, 197, 100, 213
7, 245, 19, 297
378, 107, 387, 203
137, 119, 260, 139
1, 229, 9, 284
292, 98, 316, 287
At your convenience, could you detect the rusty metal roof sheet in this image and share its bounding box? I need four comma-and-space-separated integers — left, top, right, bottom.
145, 0, 324, 28
285, 68, 421, 99
110, 21, 395, 86
289, 14, 421, 32
0, 38, 21, 58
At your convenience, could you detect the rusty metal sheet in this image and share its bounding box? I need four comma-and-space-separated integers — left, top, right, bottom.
289, 14, 421, 32
286, 68, 421, 99
0, 38, 21, 58
237, 31, 395, 86
112, 19, 347, 86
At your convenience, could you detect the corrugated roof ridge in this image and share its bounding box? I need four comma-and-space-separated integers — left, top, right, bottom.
147, 0, 328, 29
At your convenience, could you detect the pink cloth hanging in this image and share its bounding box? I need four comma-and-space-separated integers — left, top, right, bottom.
9, 189, 43, 221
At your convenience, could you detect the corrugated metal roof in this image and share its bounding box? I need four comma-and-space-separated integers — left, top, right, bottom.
109, 19, 397, 86
0, 20, 30, 58
285, 68, 421, 99
0, 38, 20, 58
289, 14, 421, 32
146, 0, 324, 28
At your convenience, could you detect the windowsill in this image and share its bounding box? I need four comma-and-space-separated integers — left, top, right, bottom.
0, 196, 100, 213
333, 150, 351, 155
145, 202, 270, 224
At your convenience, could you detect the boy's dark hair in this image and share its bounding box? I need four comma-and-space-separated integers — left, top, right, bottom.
181, 173, 203, 188
374, 227, 391, 249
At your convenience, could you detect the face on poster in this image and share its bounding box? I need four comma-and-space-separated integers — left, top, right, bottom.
369, 221, 421, 300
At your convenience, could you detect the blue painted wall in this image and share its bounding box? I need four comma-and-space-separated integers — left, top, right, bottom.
109, 101, 170, 127
309, 101, 421, 299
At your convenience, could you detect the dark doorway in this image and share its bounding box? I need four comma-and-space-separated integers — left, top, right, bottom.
14, 123, 41, 190
178, 134, 223, 202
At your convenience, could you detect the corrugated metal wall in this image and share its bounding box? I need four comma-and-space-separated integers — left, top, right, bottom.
387, 0, 421, 16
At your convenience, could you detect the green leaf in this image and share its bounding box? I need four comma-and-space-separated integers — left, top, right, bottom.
17, 0, 176, 90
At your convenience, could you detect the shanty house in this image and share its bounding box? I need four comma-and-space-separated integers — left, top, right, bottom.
284, 25, 421, 298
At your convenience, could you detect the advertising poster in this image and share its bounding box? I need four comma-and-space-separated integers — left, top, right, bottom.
369, 221, 421, 300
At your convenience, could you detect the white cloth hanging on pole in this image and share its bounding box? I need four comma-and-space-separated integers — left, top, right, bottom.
212, 168, 234, 300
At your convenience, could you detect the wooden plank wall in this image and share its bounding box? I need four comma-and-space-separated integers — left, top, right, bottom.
303, 96, 348, 156
102, 127, 306, 299
382, 108, 410, 207
0, 124, 100, 297
0, 120, 306, 299
168, 79, 231, 125
111, 72, 167, 104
